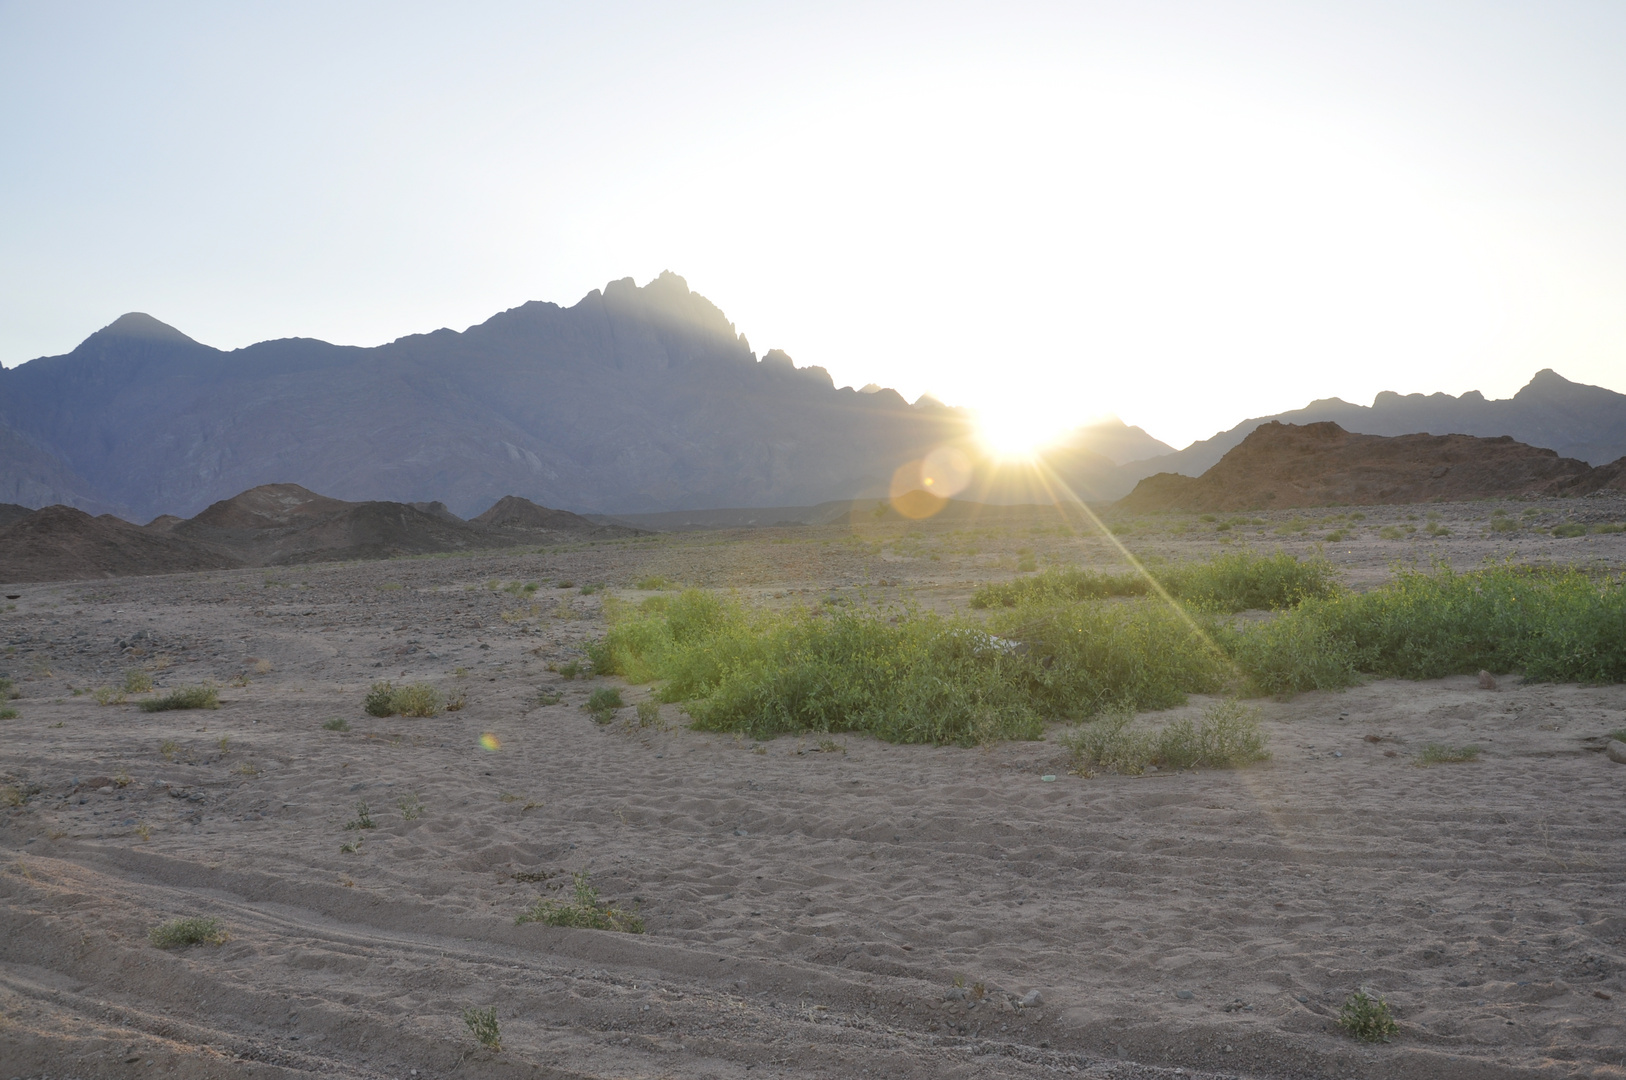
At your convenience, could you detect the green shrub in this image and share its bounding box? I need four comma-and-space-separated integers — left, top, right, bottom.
393, 683, 443, 717
0, 707, 16, 720
364, 681, 396, 717
1337, 989, 1398, 1042
148, 916, 227, 949
322, 717, 350, 731
138, 686, 219, 712
94, 685, 127, 706
635, 575, 675, 590
1416, 743, 1479, 765
1233, 565, 1626, 692
345, 800, 375, 830
589, 565, 1626, 745
596, 592, 1038, 743
1061, 699, 1270, 776
516, 872, 644, 932
463, 1006, 502, 1050
1552, 523, 1587, 538
969, 550, 1339, 613
585, 687, 624, 721
1489, 517, 1518, 533
987, 598, 1230, 718
363, 681, 443, 717
124, 669, 154, 693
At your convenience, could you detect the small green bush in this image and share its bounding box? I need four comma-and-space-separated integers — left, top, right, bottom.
1489, 517, 1518, 533
0, 706, 16, 720
322, 717, 350, 731
1061, 699, 1270, 776
1416, 743, 1479, 765
635, 575, 675, 590
148, 916, 227, 949
392, 682, 443, 717
363, 681, 442, 717
970, 550, 1339, 613
138, 686, 219, 712
94, 685, 127, 706
463, 1006, 502, 1050
345, 800, 376, 830
1337, 989, 1398, 1042
516, 872, 644, 932
364, 681, 396, 717
586, 687, 624, 721
1552, 523, 1587, 538
124, 669, 154, 693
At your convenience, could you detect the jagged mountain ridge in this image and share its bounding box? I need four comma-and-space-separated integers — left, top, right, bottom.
2, 273, 1623, 517
0, 274, 979, 520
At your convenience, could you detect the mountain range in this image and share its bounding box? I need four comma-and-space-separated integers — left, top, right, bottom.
1, 272, 1622, 519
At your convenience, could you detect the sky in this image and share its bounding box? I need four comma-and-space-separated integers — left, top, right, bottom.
3, 1, 1625, 452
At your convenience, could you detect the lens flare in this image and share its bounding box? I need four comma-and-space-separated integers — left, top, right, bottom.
886, 444, 974, 519
479, 733, 501, 751
920, 445, 972, 496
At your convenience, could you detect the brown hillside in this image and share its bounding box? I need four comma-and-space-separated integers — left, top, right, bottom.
0, 485, 649, 582
0, 506, 238, 582
186, 483, 352, 530
1115, 422, 1614, 513
473, 495, 643, 540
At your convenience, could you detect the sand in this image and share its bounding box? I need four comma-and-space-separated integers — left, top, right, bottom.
2, 497, 1625, 1079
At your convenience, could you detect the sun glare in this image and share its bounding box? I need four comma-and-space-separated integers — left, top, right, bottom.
976, 410, 1059, 461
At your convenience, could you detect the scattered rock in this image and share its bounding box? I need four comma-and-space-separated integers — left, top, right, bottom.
1175, 989, 1194, 1000
1478, 670, 1498, 690
1017, 990, 1042, 1008
1605, 740, 1626, 765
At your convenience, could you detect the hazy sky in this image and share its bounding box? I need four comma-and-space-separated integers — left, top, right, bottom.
4, 1, 1625, 450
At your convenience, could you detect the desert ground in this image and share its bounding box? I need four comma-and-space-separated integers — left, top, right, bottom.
3, 495, 1625, 1080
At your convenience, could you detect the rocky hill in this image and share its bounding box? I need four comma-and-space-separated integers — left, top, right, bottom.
0, 485, 642, 582
1116, 422, 1626, 513
1116, 369, 1626, 487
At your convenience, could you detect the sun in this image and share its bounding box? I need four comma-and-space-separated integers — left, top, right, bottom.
976, 408, 1061, 461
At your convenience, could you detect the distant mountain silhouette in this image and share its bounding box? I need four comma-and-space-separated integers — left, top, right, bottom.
1, 274, 1621, 516
1114, 370, 1626, 492
0, 275, 984, 519
1115, 422, 1626, 513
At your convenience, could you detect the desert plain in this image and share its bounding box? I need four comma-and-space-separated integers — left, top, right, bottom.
2, 496, 1625, 1080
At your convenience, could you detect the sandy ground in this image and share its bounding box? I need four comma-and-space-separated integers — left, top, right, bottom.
3, 496, 1626, 1080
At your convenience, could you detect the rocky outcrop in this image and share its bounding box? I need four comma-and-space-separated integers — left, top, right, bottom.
1115, 422, 1619, 513
0, 485, 645, 582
